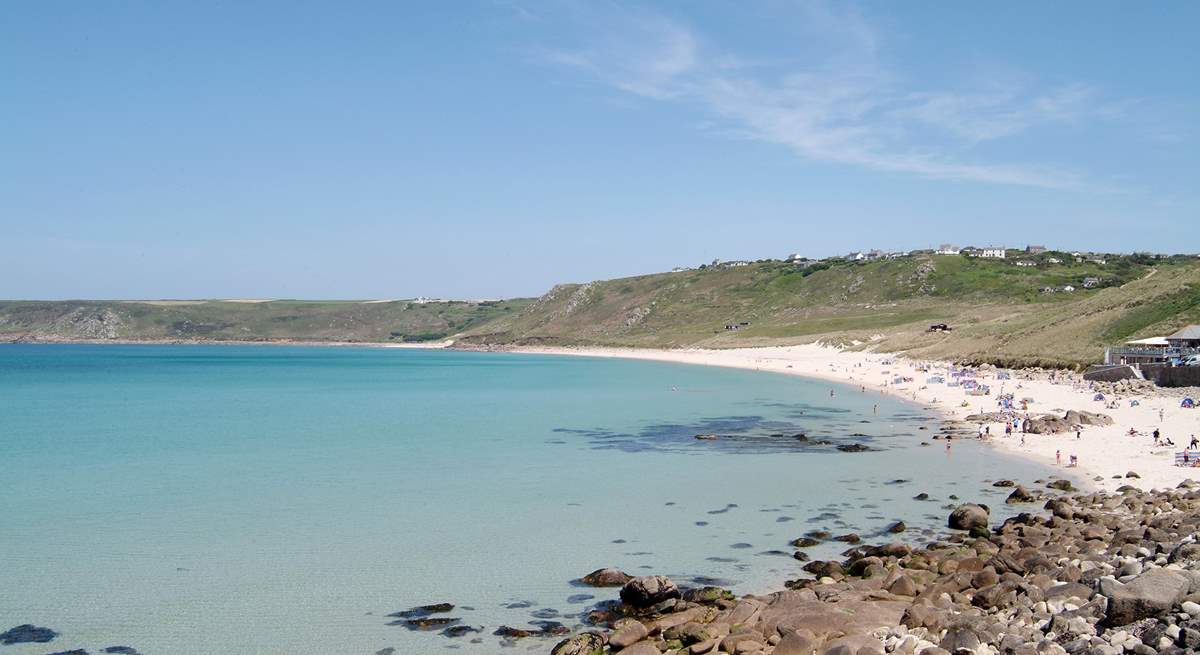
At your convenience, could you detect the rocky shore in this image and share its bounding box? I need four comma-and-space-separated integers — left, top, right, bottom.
548, 480, 1200, 655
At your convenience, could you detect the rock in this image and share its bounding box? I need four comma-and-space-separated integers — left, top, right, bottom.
581, 568, 633, 587
993, 480, 1016, 487
775, 631, 819, 655
1048, 480, 1075, 492
551, 632, 607, 655
888, 575, 919, 596
609, 621, 649, 649
390, 602, 454, 618
1103, 568, 1191, 625
616, 643, 659, 655
620, 576, 680, 608
837, 444, 873, 452
834, 533, 861, 544
948, 504, 990, 531
940, 625, 982, 654
102, 649, 141, 655
791, 537, 821, 548
1006, 486, 1037, 503
494, 626, 533, 638
683, 586, 734, 603
1125, 471, 1140, 479
401, 617, 459, 630
886, 521, 907, 534
45, 651, 88, 655
802, 560, 845, 578
0, 624, 58, 644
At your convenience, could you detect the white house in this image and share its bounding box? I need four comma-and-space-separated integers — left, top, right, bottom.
979, 248, 1007, 259
1047, 257, 1062, 264
935, 244, 961, 255
1015, 260, 1036, 267
846, 251, 866, 261
1062, 285, 1076, 292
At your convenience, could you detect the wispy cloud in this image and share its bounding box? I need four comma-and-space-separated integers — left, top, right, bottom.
534, 3, 1125, 190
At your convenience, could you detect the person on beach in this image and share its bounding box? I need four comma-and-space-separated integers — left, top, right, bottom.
1069, 454, 1078, 467
1056, 450, 1061, 465
1076, 429, 1081, 440
873, 404, 877, 414
1154, 428, 1161, 445
1005, 423, 1012, 437
1191, 435, 1199, 450
1160, 408, 1165, 422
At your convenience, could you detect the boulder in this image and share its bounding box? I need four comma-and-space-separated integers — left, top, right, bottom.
620, 576, 680, 608
551, 632, 607, 655
775, 630, 819, 655
1006, 486, 1037, 503
948, 504, 990, 531
581, 568, 633, 587
609, 621, 649, 649
1102, 568, 1191, 626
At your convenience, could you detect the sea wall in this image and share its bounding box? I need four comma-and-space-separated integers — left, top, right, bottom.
1139, 364, 1200, 388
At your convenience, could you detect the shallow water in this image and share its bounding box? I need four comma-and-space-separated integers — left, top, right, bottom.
0, 345, 1059, 654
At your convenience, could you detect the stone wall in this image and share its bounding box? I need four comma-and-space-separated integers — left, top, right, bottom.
1139, 364, 1200, 388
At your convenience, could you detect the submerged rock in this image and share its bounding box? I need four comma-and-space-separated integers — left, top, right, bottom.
0, 624, 58, 645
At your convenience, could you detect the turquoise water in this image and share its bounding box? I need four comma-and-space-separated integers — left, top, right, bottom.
1, 345, 1056, 655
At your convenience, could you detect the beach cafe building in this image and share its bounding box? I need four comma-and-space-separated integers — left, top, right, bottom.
1105, 326, 1200, 365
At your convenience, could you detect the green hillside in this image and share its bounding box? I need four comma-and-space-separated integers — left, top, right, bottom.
0, 298, 531, 344
458, 253, 1200, 368
5, 252, 1200, 368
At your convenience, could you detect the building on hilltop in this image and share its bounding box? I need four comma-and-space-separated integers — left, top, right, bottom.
1082, 277, 1102, 288
978, 248, 1006, 259
1026, 245, 1047, 254
1015, 260, 1037, 267
935, 244, 961, 255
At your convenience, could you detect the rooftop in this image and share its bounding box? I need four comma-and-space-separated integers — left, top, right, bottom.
1167, 325, 1200, 340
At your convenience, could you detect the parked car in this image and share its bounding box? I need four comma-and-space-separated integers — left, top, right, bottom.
1183, 355, 1200, 367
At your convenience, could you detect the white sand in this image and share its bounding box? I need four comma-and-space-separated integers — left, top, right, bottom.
509, 343, 1200, 492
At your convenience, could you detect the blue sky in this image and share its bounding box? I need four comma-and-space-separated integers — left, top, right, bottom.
2, 1, 1197, 299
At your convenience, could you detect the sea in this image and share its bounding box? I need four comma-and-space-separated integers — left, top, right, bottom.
0, 345, 1060, 655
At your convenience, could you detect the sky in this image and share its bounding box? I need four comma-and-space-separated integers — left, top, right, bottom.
2, 1, 1197, 300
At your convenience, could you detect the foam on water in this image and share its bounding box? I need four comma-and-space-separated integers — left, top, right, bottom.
0, 345, 1057, 654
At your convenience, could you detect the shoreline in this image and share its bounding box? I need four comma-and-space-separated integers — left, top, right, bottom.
9, 337, 1194, 491
501, 344, 1198, 493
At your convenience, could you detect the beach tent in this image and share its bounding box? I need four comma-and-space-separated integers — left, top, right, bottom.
1093, 393, 1105, 401
1184, 398, 1196, 409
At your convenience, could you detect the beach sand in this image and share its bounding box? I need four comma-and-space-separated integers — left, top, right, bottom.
509, 343, 1200, 492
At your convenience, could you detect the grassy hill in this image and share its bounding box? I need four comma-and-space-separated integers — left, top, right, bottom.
458, 253, 1200, 368
0, 298, 531, 344
5, 252, 1200, 368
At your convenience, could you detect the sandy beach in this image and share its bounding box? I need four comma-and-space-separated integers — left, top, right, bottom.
509, 343, 1200, 492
